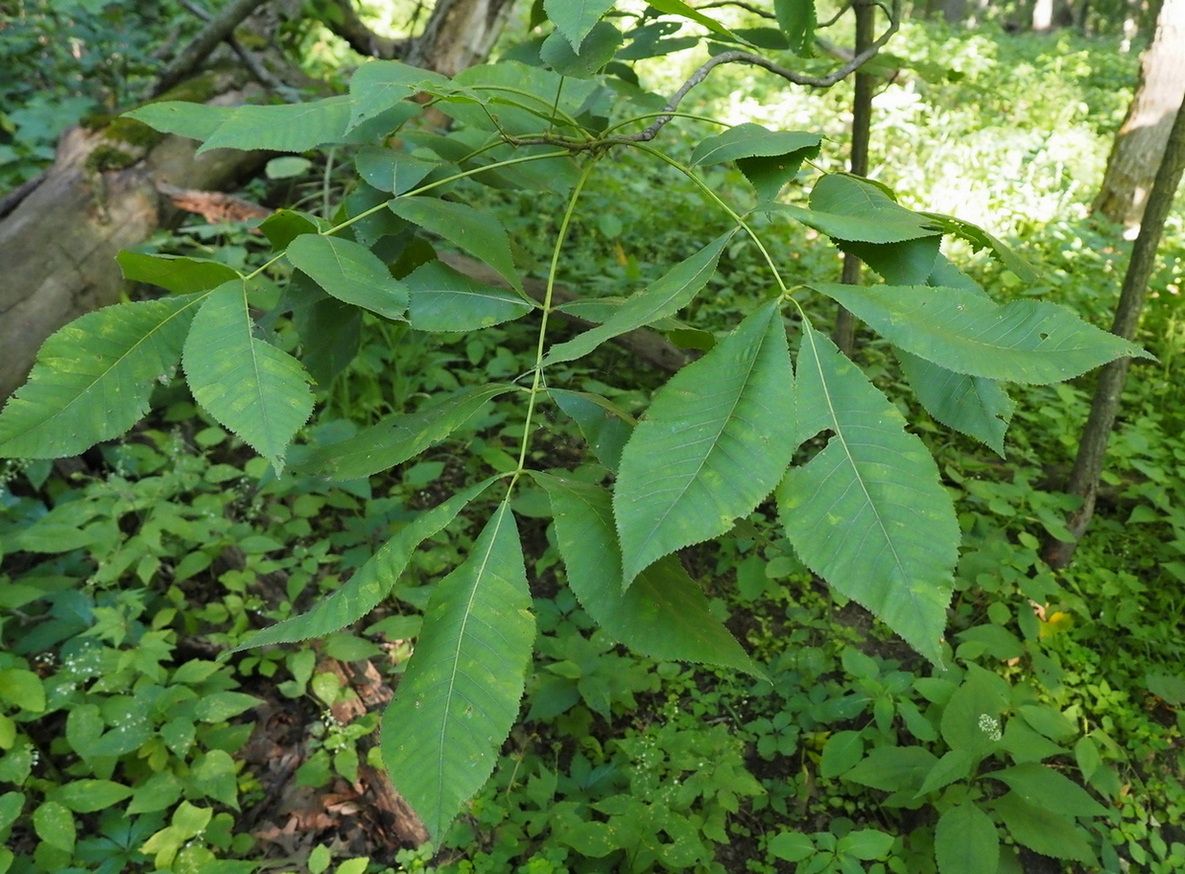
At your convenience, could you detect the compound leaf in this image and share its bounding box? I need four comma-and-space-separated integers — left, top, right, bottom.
182, 281, 312, 473
779, 321, 957, 663
381, 501, 535, 839
615, 299, 796, 585
0, 296, 201, 458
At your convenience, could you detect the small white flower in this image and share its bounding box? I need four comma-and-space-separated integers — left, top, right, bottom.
977, 714, 1002, 742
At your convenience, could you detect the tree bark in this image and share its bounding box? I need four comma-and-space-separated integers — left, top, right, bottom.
833, 0, 876, 357
403, 0, 517, 77
1043, 93, 1185, 569
1092, 0, 1185, 232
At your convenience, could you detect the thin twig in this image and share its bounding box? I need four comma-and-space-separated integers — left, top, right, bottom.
697, 0, 775, 18
620, 0, 899, 144
152, 0, 268, 96
177, 0, 284, 91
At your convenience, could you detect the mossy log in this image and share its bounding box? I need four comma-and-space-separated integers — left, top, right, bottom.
0, 86, 264, 402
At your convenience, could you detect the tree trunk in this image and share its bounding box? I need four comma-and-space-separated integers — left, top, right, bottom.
833, 0, 876, 356
1092, 0, 1185, 233
403, 0, 517, 77
1043, 93, 1185, 569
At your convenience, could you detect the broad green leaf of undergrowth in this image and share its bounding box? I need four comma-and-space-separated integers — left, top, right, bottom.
534, 473, 763, 676
405, 261, 533, 331
235, 477, 499, 650
117, 252, 240, 295
615, 299, 796, 585
545, 232, 732, 365
441, 63, 599, 137
348, 59, 449, 131
127, 97, 353, 154
286, 234, 409, 321
182, 281, 313, 473
692, 125, 821, 201
813, 283, 1152, 384
778, 321, 957, 664
381, 501, 534, 840
390, 197, 522, 292
544, 0, 617, 51
295, 385, 515, 481
0, 295, 201, 458
993, 792, 1097, 865
987, 763, 1109, 818
936, 802, 999, 874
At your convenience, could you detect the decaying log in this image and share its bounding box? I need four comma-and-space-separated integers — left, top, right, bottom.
0, 86, 266, 401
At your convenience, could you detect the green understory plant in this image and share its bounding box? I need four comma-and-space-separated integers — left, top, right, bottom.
0, 0, 1148, 861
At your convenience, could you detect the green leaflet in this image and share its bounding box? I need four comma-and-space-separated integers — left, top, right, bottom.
544, 0, 617, 51
117, 252, 241, 295
405, 261, 533, 331
774, 0, 816, 54
381, 501, 534, 840
348, 59, 449, 131
813, 283, 1152, 384
692, 125, 820, 201
181, 281, 313, 473
0, 295, 201, 458
390, 197, 522, 292
922, 212, 1040, 282
898, 352, 1014, 456
286, 234, 409, 321
770, 172, 942, 244
992, 792, 1097, 865
849, 241, 1014, 454
549, 389, 634, 473
935, 803, 999, 874
295, 384, 516, 480
544, 233, 733, 365
646, 0, 744, 41
235, 477, 498, 650
354, 147, 436, 194
615, 299, 797, 585
126, 97, 353, 155
444, 62, 600, 136
779, 320, 957, 664
539, 22, 622, 78
533, 473, 763, 677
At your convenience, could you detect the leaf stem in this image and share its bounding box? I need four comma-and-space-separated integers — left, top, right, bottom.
512, 159, 598, 480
